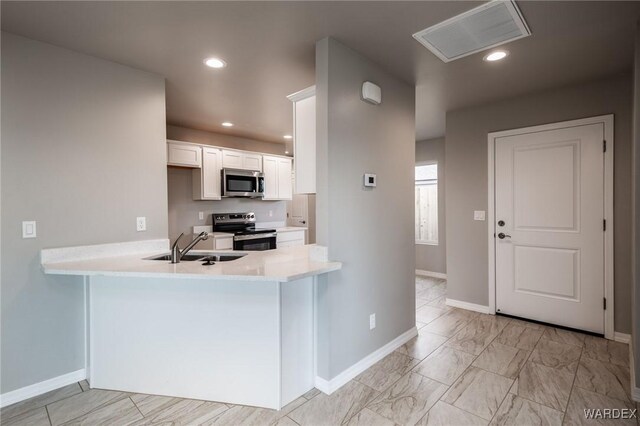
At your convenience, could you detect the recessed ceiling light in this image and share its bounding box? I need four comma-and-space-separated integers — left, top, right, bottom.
285, 150, 290, 154
283, 135, 292, 140
221, 122, 234, 127
204, 57, 227, 68
483, 50, 509, 62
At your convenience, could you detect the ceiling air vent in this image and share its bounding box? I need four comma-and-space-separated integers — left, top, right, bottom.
412, 0, 530, 63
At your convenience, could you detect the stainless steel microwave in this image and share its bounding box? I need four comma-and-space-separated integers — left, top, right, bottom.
222, 168, 265, 198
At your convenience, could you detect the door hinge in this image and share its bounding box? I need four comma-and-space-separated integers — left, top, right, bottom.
603, 219, 606, 231
603, 297, 607, 310
603, 140, 607, 152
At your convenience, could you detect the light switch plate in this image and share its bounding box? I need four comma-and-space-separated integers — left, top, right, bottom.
198, 212, 204, 220
136, 217, 147, 232
369, 313, 376, 330
22, 221, 37, 239
474, 211, 486, 221
364, 173, 377, 187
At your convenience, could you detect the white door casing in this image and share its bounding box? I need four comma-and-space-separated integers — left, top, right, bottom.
488, 115, 614, 338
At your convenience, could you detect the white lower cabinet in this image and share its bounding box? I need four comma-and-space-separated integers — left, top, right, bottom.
193, 234, 233, 251
263, 156, 293, 200
214, 236, 233, 251
192, 147, 222, 200
277, 230, 305, 248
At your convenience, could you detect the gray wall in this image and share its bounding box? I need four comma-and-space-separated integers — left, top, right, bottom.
1, 33, 168, 393
315, 38, 415, 379
446, 74, 633, 334
168, 167, 287, 242
633, 23, 640, 392
415, 137, 446, 274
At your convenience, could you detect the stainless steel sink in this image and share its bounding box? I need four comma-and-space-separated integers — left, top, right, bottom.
145, 253, 208, 261
145, 253, 246, 262
202, 254, 246, 262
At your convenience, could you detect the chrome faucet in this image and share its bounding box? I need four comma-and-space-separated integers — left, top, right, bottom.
171, 232, 209, 263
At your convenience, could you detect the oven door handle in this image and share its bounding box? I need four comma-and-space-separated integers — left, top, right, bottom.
234, 233, 277, 241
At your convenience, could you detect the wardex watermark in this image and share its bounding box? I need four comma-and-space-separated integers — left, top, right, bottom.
583, 408, 637, 420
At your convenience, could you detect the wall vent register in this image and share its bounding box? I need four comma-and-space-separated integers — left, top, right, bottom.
412, 0, 530, 63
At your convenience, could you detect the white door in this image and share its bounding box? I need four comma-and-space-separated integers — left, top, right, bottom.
495, 123, 605, 333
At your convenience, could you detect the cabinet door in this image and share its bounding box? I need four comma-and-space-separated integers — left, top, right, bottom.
201, 147, 222, 199
262, 156, 279, 200
243, 153, 263, 172
214, 236, 233, 251
168, 142, 202, 168
293, 95, 316, 193
222, 150, 243, 169
277, 158, 293, 200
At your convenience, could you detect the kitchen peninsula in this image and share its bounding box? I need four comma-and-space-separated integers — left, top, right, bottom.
41, 240, 341, 410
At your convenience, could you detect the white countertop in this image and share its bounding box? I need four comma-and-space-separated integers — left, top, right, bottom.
41, 241, 340, 282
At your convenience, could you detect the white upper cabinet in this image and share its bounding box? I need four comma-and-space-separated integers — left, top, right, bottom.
287, 86, 316, 194
222, 149, 262, 172
263, 155, 292, 201
277, 157, 293, 200
167, 140, 202, 168
242, 153, 263, 171
263, 156, 279, 200
193, 147, 222, 200
222, 149, 243, 169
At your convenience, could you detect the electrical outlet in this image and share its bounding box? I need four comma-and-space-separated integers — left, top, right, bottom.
269, 210, 273, 217
199, 211, 204, 220
136, 216, 146, 232
369, 313, 376, 330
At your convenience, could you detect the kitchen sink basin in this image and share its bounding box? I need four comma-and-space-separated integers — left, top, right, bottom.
145, 253, 208, 261
145, 253, 247, 262
202, 254, 246, 262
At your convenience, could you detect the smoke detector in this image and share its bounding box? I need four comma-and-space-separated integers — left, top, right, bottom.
413, 0, 530, 63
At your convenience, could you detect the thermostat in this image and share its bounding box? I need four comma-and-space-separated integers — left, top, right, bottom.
364, 173, 377, 187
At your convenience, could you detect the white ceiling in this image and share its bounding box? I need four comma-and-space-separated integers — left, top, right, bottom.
2, 1, 640, 144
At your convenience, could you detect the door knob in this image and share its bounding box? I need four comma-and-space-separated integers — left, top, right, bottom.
498, 233, 512, 240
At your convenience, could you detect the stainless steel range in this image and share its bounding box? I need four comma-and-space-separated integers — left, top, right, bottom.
213, 212, 276, 251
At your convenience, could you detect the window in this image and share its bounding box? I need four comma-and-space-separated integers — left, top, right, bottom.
415, 164, 438, 245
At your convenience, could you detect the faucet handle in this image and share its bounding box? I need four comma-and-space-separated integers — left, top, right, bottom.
198, 231, 209, 241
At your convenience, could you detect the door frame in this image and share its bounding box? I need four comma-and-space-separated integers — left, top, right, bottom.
487, 114, 614, 339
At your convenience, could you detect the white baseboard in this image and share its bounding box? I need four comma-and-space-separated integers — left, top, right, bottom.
445, 298, 493, 315
614, 332, 631, 344
314, 327, 418, 395
0, 369, 86, 408
415, 270, 447, 280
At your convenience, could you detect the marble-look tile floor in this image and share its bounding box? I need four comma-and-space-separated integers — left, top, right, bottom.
3, 276, 638, 426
